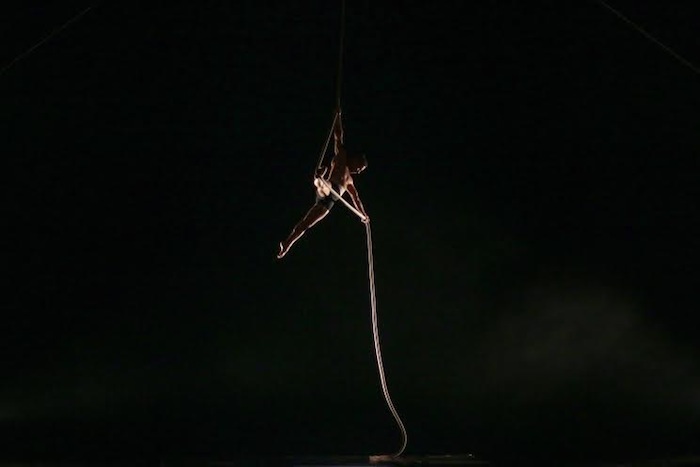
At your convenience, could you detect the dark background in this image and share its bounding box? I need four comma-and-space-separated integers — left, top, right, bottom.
3, 1, 699, 463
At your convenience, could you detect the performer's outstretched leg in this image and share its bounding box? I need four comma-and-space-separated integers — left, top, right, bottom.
278, 204, 330, 259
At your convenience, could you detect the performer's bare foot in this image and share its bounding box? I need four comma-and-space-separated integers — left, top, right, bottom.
277, 241, 289, 259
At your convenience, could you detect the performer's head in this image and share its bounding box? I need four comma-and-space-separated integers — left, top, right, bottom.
349, 153, 367, 175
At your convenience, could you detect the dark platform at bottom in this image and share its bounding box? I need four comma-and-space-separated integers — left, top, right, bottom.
210, 454, 700, 467
221, 454, 487, 467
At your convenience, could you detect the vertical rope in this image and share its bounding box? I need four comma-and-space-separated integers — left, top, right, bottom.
336, 0, 346, 109
314, 1, 408, 454
315, 0, 346, 174
365, 222, 408, 457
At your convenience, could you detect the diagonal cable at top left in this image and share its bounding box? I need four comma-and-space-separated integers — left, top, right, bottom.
0, 2, 100, 78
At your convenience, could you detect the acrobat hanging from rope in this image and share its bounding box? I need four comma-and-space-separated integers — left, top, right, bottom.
277, 109, 369, 259
274, 1, 408, 457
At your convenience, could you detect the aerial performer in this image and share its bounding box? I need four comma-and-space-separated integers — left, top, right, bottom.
275, 0, 408, 458
277, 109, 369, 259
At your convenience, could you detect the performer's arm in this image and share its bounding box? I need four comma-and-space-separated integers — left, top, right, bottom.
345, 182, 369, 222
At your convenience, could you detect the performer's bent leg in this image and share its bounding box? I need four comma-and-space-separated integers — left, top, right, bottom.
278, 204, 330, 258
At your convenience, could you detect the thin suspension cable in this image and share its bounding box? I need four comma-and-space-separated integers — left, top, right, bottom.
0, 3, 99, 78
335, 0, 346, 109
596, 0, 700, 77
365, 222, 408, 458
315, 0, 347, 174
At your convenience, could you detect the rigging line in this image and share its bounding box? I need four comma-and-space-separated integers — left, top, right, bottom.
365, 222, 408, 458
335, 0, 346, 109
0, 3, 99, 78
595, 0, 700, 77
